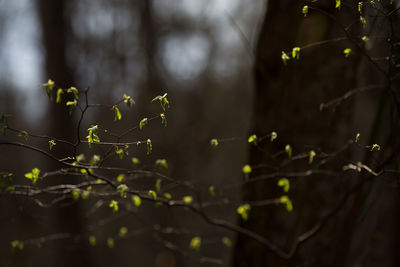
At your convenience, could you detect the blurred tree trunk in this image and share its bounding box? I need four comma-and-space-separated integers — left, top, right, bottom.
37, 0, 89, 266
233, 1, 362, 266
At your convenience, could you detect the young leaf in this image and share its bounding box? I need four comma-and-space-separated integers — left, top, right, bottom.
11, 240, 24, 250
309, 150, 316, 164
139, 118, 148, 130
148, 190, 157, 200
112, 105, 122, 121
160, 113, 167, 127
66, 99, 77, 107
71, 189, 80, 201
270, 131, 277, 142
67, 87, 79, 99
56, 88, 63, 103
210, 139, 219, 147
107, 238, 115, 248
155, 178, 162, 192
123, 94, 135, 107
360, 16, 366, 28
115, 147, 124, 159
221, 237, 232, 247
48, 140, 56, 150
371, 144, 381, 151
155, 159, 168, 169
119, 227, 128, 237
277, 178, 290, 192
358, 2, 363, 13
109, 200, 119, 212
285, 144, 292, 158
242, 164, 252, 181
117, 174, 125, 183
302, 5, 308, 16
132, 195, 142, 207
89, 235, 96, 246
18, 131, 29, 141
355, 133, 360, 142
90, 154, 100, 165
248, 134, 257, 145
24, 168, 40, 185
208, 185, 216, 197
146, 139, 152, 155
116, 184, 128, 198
42, 79, 55, 99
152, 93, 170, 111
335, 0, 341, 9
87, 125, 100, 147
131, 157, 140, 166
292, 47, 300, 59
182, 195, 193, 204
343, 48, 352, 58
237, 204, 251, 221
164, 192, 172, 199
361, 36, 369, 42
281, 51, 290, 65
280, 195, 293, 212
189, 237, 201, 251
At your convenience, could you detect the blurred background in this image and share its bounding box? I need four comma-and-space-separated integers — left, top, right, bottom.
1, 0, 400, 266
0, 0, 264, 266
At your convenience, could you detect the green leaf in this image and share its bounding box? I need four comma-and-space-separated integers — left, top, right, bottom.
24, 168, 40, 185
270, 131, 277, 142
182, 195, 193, 204
285, 144, 292, 158
48, 140, 56, 150
87, 125, 100, 147
237, 204, 251, 221
281, 51, 290, 65
208, 185, 216, 197
131, 157, 140, 166
343, 48, 352, 58
67, 87, 79, 99
189, 237, 201, 251
56, 88, 63, 103
361, 36, 369, 42
11, 240, 24, 250
109, 200, 119, 212
42, 79, 55, 99
360, 16, 366, 28
119, 226, 128, 237
152, 93, 170, 111
18, 131, 29, 141
210, 139, 219, 147
292, 47, 300, 59
247, 134, 257, 145
148, 190, 157, 200
71, 189, 80, 200
139, 118, 148, 130
371, 144, 381, 151
146, 139, 152, 155
115, 147, 124, 159
66, 99, 77, 107
89, 235, 96, 246
112, 105, 122, 121
90, 154, 100, 165
160, 113, 167, 127
242, 164, 252, 181
117, 174, 125, 183
123, 94, 135, 107
116, 184, 128, 198
280, 195, 293, 212
76, 154, 85, 162
355, 133, 360, 142
107, 238, 115, 248
155, 159, 168, 169
132, 195, 142, 207
277, 178, 290, 192
155, 178, 162, 192
309, 150, 316, 164
221, 237, 232, 247
302, 5, 308, 16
